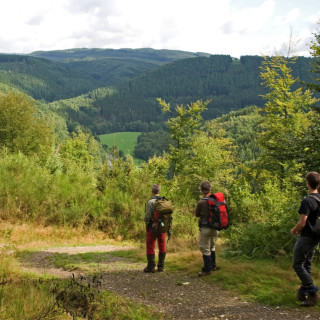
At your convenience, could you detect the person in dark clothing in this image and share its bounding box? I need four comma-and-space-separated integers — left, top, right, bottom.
291, 171, 320, 306
195, 181, 219, 277
143, 184, 166, 273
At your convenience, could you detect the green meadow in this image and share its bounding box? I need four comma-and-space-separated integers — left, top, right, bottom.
99, 132, 144, 165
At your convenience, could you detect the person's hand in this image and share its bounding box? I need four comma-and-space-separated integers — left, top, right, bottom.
290, 228, 300, 235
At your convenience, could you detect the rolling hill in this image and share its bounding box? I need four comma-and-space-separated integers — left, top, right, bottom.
0, 48, 209, 102
0, 49, 317, 135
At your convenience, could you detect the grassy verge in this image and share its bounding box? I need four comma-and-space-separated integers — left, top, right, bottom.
0, 275, 161, 320
166, 245, 320, 309
0, 223, 159, 320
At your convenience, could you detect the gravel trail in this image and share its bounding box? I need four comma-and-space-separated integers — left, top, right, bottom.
20, 245, 320, 320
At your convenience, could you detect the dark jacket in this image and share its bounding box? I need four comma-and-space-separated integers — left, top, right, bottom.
299, 193, 320, 238
195, 198, 210, 227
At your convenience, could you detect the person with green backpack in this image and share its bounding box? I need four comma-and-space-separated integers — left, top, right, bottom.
143, 184, 173, 273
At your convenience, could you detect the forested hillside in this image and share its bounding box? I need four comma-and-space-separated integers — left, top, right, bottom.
30, 47, 210, 62
97, 54, 315, 121
0, 54, 99, 101
0, 50, 316, 135
0, 49, 208, 102
31, 48, 210, 92
50, 55, 316, 134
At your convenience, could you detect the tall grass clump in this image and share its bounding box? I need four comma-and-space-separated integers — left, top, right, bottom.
0, 279, 59, 320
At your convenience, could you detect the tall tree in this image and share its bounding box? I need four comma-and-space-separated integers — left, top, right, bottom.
158, 99, 209, 177
258, 56, 318, 182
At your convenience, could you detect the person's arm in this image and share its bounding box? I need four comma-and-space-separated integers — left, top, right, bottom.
195, 202, 201, 217
290, 214, 308, 235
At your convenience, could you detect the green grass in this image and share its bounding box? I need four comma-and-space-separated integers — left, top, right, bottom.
99, 132, 144, 165
1, 248, 161, 320
167, 249, 320, 309
0, 276, 160, 320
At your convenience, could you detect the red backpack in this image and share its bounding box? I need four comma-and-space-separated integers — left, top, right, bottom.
204, 192, 229, 230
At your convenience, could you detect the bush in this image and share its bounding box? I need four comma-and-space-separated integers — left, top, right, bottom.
0, 152, 103, 225
225, 179, 301, 258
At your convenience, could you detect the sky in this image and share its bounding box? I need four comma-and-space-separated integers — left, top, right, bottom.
0, 0, 319, 58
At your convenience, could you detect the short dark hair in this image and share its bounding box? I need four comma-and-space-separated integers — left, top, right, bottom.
306, 171, 320, 190
200, 181, 211, 194
152, 184, 161, 194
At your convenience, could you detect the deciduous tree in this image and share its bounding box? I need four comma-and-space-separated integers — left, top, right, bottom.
258, 56, 318, 182
0, 91, 54, 157
158, 99, 209, 177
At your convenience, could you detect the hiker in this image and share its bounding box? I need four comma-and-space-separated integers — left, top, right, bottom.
291, 171, 320, 306
195, 181, 219, 276
144, 184, 166, 273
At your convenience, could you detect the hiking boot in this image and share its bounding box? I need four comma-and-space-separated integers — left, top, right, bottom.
143, 254, 156, 273
198, 270, 212, 277
297, 290, 306, 302
301, 293, 319, 307
157, 252, 166, 272
211, 251, 216, 269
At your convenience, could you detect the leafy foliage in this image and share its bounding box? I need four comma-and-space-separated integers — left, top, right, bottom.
0, 91, 54, 160
258, 56, 319, 179
159, 99, 210, 177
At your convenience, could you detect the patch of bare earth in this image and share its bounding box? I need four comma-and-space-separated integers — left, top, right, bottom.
20, 245, 320, 320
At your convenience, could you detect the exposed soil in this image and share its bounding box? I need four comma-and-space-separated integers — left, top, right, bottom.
20, 245, 320, 320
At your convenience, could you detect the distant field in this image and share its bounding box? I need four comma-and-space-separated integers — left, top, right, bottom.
99, 132, 144, 165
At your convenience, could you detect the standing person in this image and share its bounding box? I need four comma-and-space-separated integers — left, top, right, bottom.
195, 181, 219, 277
144, 184, 166, 273
291, 171, 320, 306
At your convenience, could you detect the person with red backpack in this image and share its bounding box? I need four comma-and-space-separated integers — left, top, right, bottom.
195, 181, 220, 277
143, 184, 167, 273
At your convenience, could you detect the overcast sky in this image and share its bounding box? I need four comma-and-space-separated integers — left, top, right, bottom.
0, 0, 319, 57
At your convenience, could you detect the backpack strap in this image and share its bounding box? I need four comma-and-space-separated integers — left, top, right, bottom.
309, 195, 320, 203
204, 195, 226, 206
145, 196, 161, 225
308, 195, 320, 217
145, 195, 161, 207
307, 195, 320, 232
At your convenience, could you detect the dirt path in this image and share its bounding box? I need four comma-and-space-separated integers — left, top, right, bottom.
20, 245, 320, 320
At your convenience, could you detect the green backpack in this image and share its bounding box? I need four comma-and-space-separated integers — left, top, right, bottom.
152, 196, 173, 238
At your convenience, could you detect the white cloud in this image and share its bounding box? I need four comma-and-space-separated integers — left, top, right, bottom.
0, 0, 318, 56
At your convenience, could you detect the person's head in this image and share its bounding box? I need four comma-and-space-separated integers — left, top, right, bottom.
200, 181, 211, 195
306, 171, 320, 190
152, 184, 161, 195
